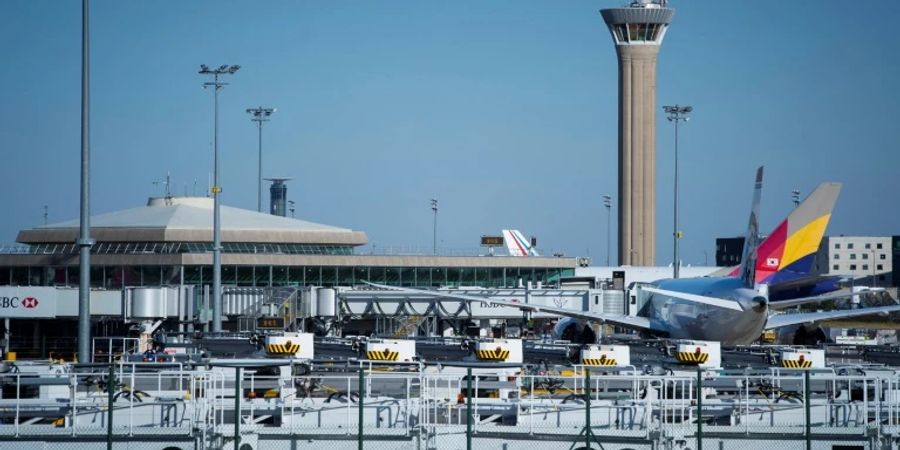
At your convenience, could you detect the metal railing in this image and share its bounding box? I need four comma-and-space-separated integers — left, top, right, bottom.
3, 365, 900, 449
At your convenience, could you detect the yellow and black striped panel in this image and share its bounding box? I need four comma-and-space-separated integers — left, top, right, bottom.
676, 352, 710, 364
475, 348, 510, 361
781, 359, 813, 369
266, 342, 300, 355
583, 357, 617, 366
366, 349, 400, 361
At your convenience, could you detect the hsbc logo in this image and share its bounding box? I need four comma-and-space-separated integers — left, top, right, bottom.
0, 288, 54, 318
22, 297, 39, 308
0, 296, 40, 309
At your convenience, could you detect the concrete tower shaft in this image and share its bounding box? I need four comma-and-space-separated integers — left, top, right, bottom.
601, 4, 673, 266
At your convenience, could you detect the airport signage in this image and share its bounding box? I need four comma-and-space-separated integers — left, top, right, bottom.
481, 236, 504, 247
0, 286, 57, 318
257, 317, 285, 330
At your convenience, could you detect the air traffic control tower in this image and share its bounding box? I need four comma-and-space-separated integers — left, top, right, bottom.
601, 1, 674, 266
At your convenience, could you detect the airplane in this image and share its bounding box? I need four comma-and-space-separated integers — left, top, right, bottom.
366, 167, 900, 346
723, 181, 846, 302
502, 229, 539, 257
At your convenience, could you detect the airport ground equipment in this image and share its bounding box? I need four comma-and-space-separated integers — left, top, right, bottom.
364, 338, 416, 362
675, 340, 722, 368
263, 332, 313, 358
471, 338, 522, 363
780, 348, 825, 369
580, 344, 630, 367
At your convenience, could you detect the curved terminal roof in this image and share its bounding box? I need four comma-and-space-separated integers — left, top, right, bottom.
17, 197, 368, 246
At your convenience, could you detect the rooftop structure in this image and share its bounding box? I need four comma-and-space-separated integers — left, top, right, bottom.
17, 196, 366, 246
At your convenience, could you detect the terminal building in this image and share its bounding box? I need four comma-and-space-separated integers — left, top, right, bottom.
0, 196, 575, 357
0, 196, 575, 290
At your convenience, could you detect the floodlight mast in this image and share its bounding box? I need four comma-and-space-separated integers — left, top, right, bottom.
246, 106, 276, 213
199, 63, 240, 333
663, 104, 692, 279
78, 0, 94, 364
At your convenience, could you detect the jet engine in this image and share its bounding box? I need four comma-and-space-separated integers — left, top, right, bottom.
776, 323, 829, 346
551, 318, 596, 344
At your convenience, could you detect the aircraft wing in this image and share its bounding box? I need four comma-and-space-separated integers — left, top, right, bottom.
765, 304, 900, 330
363, 282, 660, 333
767, 288, 885, 310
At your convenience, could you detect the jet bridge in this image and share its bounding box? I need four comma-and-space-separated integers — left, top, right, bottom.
327, 286, 627, 320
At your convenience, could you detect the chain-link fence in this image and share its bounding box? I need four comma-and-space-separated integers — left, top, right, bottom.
0, 363, 896, 449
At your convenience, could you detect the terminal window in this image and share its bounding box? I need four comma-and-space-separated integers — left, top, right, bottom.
833, 264, 839, 271
878, 264, 884, 270
848, 243, 854, 249
835, 243, 841, 249
866, 243, 871, 249
850, 264, 857, 270
863, 265, 869, 271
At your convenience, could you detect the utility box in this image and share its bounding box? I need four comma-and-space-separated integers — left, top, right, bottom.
264, 332, 314, 359
780, 348, 825, 369
365, 338, 416, 362
675, 340, 721, 369
581, 344, 631, 367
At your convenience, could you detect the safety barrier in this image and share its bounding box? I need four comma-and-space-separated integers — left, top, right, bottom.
3, 364, 900, 449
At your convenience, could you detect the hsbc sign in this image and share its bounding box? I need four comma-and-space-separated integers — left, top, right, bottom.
0, 287, 57, 318
0, 296, 39, 309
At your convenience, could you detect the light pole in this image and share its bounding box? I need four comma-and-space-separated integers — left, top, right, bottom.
199, 64, 240, 333
430, 199, 438, 255
77, 0, 94, 363
792, 190, 801, 208
246, 106, 276, 213
663, 104, 692, 279
603, 194, 612, 266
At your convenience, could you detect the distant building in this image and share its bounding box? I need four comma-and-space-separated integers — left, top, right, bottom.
715, 237, 744, 267
814, 236, 893, 286
893, 236, 900, 288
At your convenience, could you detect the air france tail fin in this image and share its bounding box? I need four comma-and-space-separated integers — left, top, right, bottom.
753, 182, 841, 285
739, 167, 764, 288
502, 229, 539, 257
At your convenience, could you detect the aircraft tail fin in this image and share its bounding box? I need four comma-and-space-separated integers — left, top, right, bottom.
502, 229, 538, 257
753, 182, 841, 285
738, 167, 764, 288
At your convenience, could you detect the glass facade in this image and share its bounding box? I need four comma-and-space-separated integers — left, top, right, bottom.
613, 23, 664, 44
3, 242, 356, 256
0, 264, 575, 289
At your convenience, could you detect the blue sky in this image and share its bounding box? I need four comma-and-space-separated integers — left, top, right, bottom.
1, 1, 898, 265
